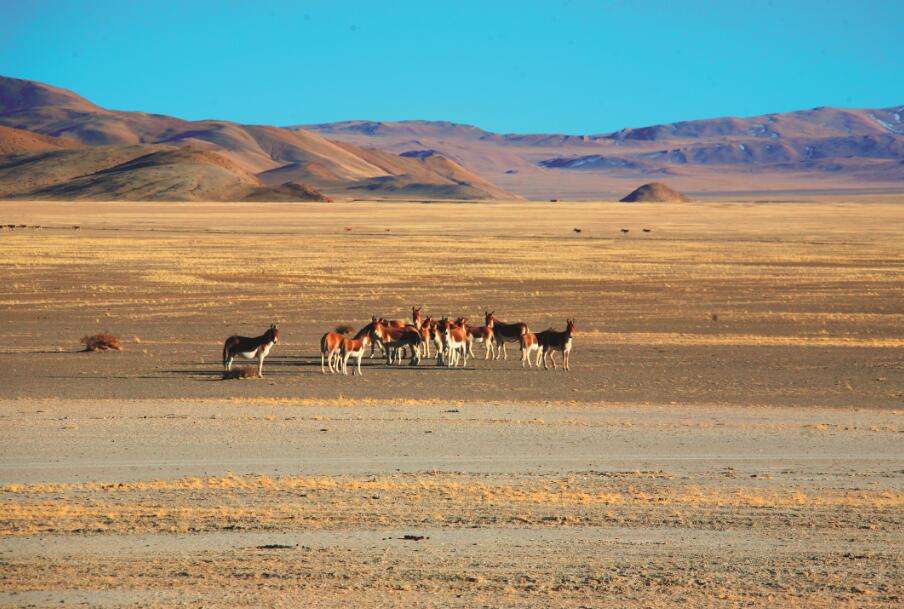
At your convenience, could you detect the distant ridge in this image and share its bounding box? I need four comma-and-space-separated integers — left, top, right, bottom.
2, 75, 901, 200
302, 107, 904, 199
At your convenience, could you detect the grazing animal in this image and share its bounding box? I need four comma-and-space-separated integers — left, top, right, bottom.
223, 324, 280, 377
642, 228, 651, 233
573, 228, 582, 234
484, 311, 529, 360
536, 319, 576, 371
519, 331, 542, 368
340, 334, 371, 376
620, 228, 629, 234
372, 319, 422, 366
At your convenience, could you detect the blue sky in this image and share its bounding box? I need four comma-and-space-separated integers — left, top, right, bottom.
2, 1, 902, 134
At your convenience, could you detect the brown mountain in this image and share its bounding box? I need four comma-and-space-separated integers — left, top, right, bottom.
620, 183, 690, 203
0, 76, 520, 201
0, 124, 79, 156
303, 107, 904, 199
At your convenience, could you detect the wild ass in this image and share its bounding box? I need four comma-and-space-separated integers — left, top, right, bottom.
370, 306, 423, 358
536, 319, 576, 370
339, 333, 372, 376
320, 325, 354, 373
468, 318, 496, 359
484, 311, 529, 360
372, 319, 422, 366
518, 331, 543, 368
443, 317, 470, 367
223, 324, 280, 377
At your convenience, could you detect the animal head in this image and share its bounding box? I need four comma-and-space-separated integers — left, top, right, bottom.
566, 319, 576, 334
454, 316, 468, 327
268, 323, 280, 343
485, 310, 496, 325
371, 318, 388, 339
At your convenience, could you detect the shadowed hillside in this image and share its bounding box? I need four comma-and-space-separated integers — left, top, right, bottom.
0, 76, 520, 201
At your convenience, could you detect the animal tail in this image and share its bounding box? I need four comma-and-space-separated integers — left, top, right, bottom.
222, 338, 232, 368
320, 333, 328, 354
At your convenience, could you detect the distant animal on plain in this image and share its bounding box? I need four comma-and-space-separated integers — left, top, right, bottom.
223, 324, 279, 377
642, 228, 651, 233
620, 228, 629, 234
573, 228, 582, 233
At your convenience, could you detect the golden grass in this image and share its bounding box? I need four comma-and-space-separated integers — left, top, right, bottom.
2, 472, 900, 536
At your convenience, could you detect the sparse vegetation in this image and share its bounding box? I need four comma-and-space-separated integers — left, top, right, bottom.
80, 332, 121, 352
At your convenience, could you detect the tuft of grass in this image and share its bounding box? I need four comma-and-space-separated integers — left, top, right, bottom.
80, 332, 121, 352
222, 366, 260, 380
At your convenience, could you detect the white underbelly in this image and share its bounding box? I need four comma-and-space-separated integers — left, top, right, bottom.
238, 350, 258, 359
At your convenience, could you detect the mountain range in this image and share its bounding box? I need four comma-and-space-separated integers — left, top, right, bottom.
0, 76, 516, 201
1, 75, 901, 201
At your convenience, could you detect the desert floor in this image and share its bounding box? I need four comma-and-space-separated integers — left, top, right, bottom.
0, 199, 902, 607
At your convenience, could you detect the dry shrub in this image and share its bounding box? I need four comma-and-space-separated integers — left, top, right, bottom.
81, 332, 121, 352
334, 324, 355, 335
223, 366, 260, 380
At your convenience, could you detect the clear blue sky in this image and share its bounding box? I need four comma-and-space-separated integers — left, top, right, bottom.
2, 0, 902, 134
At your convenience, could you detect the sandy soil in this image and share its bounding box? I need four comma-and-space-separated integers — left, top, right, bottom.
0, 199, 902, 607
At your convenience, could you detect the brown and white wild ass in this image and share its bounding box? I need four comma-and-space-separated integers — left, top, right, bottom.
518, 331, 543, 368
536, 319, 576, 370
443, 317, 470, 367
468, 318, 496, 360
320, 326, 352, 373
372, 319, 422, 366
223, 324, 280, 377
371, 306, 424, 358
339, 333, 371, 376
484, 311, 528, 360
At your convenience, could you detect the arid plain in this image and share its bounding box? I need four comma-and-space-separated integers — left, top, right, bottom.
1, 198, 902, 608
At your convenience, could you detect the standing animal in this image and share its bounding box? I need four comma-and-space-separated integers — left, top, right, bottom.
484, 311, 529, 360
519, 331, 542, 368
320, 325, 355, 373
370, 306, 423, 358
536, 319, 576, 371
340, 334, 371, 376
417, 316, 435, 359
468, 318, 496, 360
372, 319, 422, 366
443, 317, 470, 367
223, 324, 280, 377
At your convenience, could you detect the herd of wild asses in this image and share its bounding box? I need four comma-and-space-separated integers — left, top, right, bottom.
223, 309, 576, 377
